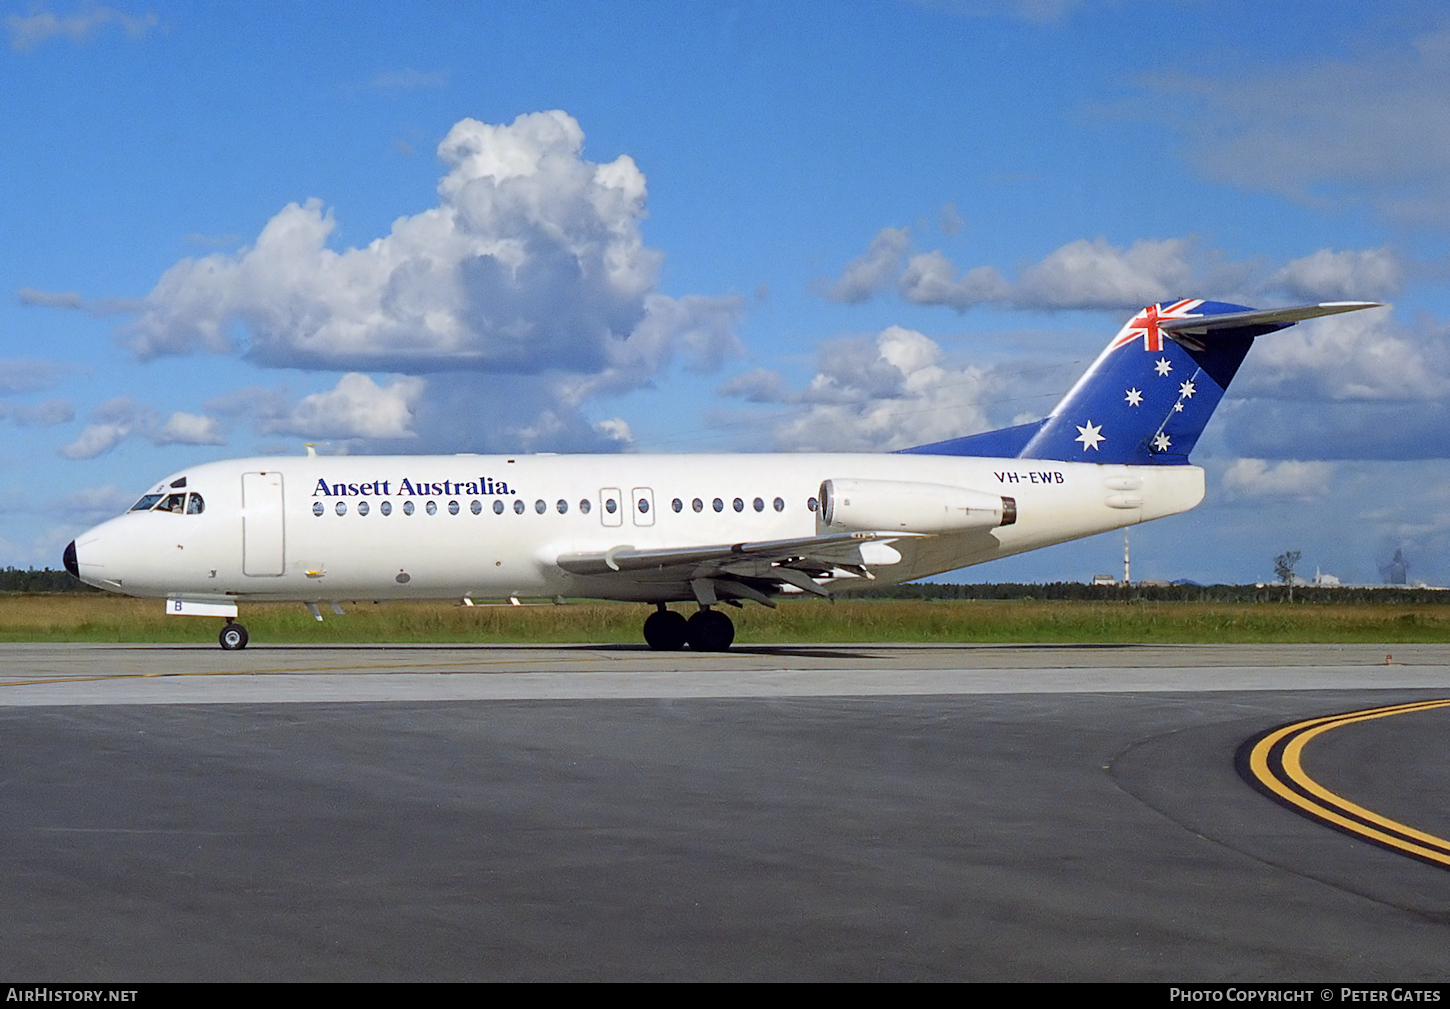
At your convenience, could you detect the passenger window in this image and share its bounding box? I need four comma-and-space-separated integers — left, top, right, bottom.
773, 497, 785, 512
557, 499, 568, 514
753, 497, 764, 512
514, 500, 525, 515
692, 498, 703, 513
381, 501, 393, 516
494, 500, 505, 515
313, 502, 324, 517
357, 501, 369, 516
471, 500, 482, 515
403, 501, 415, 515
579, 498, 591, 514
448, 500, 460, 515
186, 494, 205, 515
712, 498, 723, 512
733, 498, 744, 512
672, 498, 682, 513
534, 499, 546, 514
335, 501, 347, 516
426, 500, 438, 516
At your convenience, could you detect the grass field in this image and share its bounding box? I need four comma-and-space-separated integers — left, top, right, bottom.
1, 594, 1448, 644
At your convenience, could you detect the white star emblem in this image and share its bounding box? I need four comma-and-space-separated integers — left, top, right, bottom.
1154, 358, 1172, 377
1075, 420, 1105, 452
1173, 401, 1185, 412
1179, 379, 1196, 399
1152, 432, 1172, 452
1125, 388, 1142, 407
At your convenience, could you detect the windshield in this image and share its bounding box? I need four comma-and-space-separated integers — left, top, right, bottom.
129, 494, 164, 512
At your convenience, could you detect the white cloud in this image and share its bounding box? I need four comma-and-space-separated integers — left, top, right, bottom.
826, 228, 1398, 314
898, 251, 1011, 310
6, 6, 157, 50
1222, 458, 1334, 500
154, 411, 225, 446
816, 227, 911, 303
58, 397, 228, 459
1015, 237, 1197, 310
263, 374, 424, 440
1265, 248, 1401, 302
720, 326, 999, 451
119, 112, 739, 452
1236, 307, 1446, 403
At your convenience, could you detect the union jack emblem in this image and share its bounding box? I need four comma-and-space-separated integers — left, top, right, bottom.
1110, 299, 1202, 353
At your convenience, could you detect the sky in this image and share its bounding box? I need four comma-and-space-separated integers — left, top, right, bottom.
3, 0, 1449, 586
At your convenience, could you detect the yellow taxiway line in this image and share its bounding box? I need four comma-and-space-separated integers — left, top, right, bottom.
1241, 699, 1450, 869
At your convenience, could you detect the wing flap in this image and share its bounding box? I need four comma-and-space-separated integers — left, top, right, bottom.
554, 530, 919, 587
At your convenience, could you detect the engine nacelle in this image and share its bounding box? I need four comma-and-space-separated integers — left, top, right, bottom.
818, 478, 1016, 534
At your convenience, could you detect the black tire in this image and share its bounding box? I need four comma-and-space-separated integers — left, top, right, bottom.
219, 623, 249, 651
686, 609, 734, 651
643, 609, 689, 650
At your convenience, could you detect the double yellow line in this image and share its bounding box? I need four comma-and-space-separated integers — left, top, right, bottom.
1240, 699, 1450, 869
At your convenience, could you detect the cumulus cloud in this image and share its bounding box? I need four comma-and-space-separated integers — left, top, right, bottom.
816, 227, 911, 304
112, 111, 741, 452
6, 6, 157, 50
719, 326, 1002, 451
1221, 458, 1334, 500
1235, 307, 1444, 403
58, 397, 227, 459
1138, 27, 1450, 222
263, 374, 423, 440
824, 228, 1400, 314
1265, 248, 1402, 302
127, 111, 729, 381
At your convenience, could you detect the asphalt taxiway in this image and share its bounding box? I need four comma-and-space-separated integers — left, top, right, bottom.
1, 642, 1448, 981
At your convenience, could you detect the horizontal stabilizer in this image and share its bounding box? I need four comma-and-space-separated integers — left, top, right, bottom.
1160, 301, 1382, 336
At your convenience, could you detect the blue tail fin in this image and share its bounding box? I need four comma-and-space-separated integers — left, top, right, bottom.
903, 299, 1381, 465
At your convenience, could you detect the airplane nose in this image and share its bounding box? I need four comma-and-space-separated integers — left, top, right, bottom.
63, 540, 78, 577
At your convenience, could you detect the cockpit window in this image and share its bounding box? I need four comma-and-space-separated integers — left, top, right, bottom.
130, 494, 164, 512
159, 493, 187, 514
186, 493, 205, 515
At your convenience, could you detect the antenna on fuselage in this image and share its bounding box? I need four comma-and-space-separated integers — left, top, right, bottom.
304, 442, 328, 457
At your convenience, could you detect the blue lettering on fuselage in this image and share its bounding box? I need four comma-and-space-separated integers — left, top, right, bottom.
313, 477, 514, 497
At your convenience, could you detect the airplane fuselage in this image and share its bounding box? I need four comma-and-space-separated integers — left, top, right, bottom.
71, 452, 1204, 605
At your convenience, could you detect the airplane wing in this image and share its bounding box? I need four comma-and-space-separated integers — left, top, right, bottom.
554, 530, 922, 604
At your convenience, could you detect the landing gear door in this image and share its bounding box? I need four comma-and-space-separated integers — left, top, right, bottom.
242, 471, 285, 576
600, 487, 623, 527
631, 487, 655, 527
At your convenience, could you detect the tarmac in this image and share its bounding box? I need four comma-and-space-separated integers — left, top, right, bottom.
1, 642, 1447, 980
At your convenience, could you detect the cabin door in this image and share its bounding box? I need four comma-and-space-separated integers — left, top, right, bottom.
242, 471, 286, 576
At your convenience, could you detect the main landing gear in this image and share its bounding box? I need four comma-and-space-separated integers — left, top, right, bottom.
219, 620, 249, 651
643, 604, 734, 652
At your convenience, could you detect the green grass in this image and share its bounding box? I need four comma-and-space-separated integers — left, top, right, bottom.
1, 594, 1448, 644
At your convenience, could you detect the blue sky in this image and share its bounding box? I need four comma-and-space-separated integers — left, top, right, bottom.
4, 0, 1449, 586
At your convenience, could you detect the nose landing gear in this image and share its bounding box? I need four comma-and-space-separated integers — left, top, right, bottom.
643, 605, 734, 651
219, 620, 249, 651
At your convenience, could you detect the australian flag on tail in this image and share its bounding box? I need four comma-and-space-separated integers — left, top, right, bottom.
903, 299, 1382, 466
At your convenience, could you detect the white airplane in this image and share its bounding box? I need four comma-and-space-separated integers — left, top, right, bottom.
63, 299, 1379, 651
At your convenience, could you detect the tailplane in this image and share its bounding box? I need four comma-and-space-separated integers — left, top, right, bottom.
904, 300, 1380, 464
